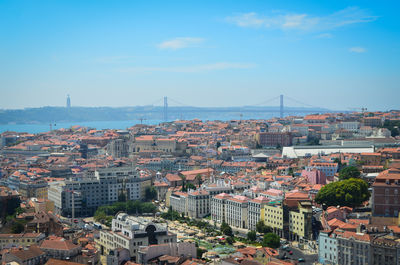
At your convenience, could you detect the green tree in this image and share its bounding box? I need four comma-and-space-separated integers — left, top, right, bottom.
226, 236, 235, 245
197, 247, 207, 259
256, 220, 272, 234
118, 192, 126, 202
262, 233, 280, 248
339, 166, 361, 180
195, 174, 203, 186
315, 178, 370, 208
247, 230, 257, 242
221, 222, 233, 237
11, 220, 26, 233
145, 186, 157, 201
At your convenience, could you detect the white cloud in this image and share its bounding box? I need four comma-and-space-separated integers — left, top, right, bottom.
226, 7, 377, 32
157, 37, 204, 50
316, 33, 333, 39
118, 62, 255, 73
349, 47, 367, 53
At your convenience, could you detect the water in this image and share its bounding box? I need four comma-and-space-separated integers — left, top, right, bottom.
0, 120, 163, 134
0, 111, 283, 134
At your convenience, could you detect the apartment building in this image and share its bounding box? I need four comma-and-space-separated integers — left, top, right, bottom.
288, 201, 313, 241
169, 191, 188, 215
318, 230, 338, 265
306, 161, 338, 178
0, 233, 45, 249
372, 168, 400, 217
336, 229, 370, 265
48, 167, 151, 217
96, 213, 176, 262
248, 196, 270, 231
225, 195, 249, 229
211, 193, 231, 224
256, 132, 292, 147
187, 190, 210, 219
263, 203, 284, 238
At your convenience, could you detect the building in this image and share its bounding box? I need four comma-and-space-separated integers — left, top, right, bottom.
40, 236, 81, 262
66, 94, 71, 108
263, 203, 284, 238
248, 196, 270, 231
370, 234, 400, 265
169, 191, 188, 215
0, 233, 45, 249
282, 145, 375, 159
372, 168, 400, 217
106, 138, 129, 158
187, 190, 210, 219
19, 179, 48, 199
225, 195, 249, 229
288, 201, 313, 241
3, 245, 46, 265
48, 167, 151, 217
96, 213, 177, 262
137, 242, 196, 264
336, 229, 370, 265
256, 132, 292, 147
306, 161, 338, 179
211, 193, 231, 224
318, 230, 338, 265
301, 168, 326, 185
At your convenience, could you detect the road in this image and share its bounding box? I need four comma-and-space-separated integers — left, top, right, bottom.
279, 245, 318, 265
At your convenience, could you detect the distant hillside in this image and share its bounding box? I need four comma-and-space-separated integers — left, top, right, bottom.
0, 106, 331, 124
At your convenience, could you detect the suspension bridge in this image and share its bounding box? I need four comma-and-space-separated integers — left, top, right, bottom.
145, 94, 332, 122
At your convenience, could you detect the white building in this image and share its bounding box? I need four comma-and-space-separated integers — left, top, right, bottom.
248, 196, 270, 231
96, 213, 176, 262
211, 193, 231, 224
187, 190, 210, 219
48, 167, 151, 217
318, 230, 338, 265
169, 191, 188, 215
225, 195, 249, 229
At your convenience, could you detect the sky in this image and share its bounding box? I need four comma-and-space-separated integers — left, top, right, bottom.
0, 0, 399, 111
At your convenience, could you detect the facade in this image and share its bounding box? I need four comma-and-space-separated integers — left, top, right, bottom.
0, 233, 45, 249
40, 236, 81, 262
336, 229, 370, 265
169, 191, 188, 215
225, 195, 249, 229
211, 193, 231, 224
288, 201, 313, 241
301, 168, 326, 185
96, 213, 177, 262
263, 203, 284, 237
248, 196, 270, 231
19, 179, 48, 199
256, 132, 292, 147
372, 168, 400, 217
370, 235, 400, 265
306, 162, 338, 178
137, 242, 196, 264
318, 230, 338, 265
48, 167, 151, 217
187, 190, 210, 219
106, 138, 129, 158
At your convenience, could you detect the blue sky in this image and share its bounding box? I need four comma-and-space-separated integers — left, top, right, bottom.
0, 0, 399, 110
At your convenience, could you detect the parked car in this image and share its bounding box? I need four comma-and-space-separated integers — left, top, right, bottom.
289, 250, 293, 255
298, 258, 305, 262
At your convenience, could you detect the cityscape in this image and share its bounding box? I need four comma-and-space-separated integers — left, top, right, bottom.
1, 1, 400, 265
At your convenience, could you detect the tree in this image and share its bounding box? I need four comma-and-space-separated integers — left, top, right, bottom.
195, 174, 203, 186
221, 222, 233, 237
226, 236, 235, 245
256, 220, 272, 234
186, 183, 196, 190
11, 220, 25, 233
247, 230, 257, 242
262, 233, 280, 248
339, 166, 361, 180
197, 247, 207, 259
145, 186, 157, 201
315, 178, 370, 208
118, 192, 126, 202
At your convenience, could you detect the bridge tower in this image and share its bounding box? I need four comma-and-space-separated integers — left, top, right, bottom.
280, 94, 284, 118
163, 96, 168, 122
